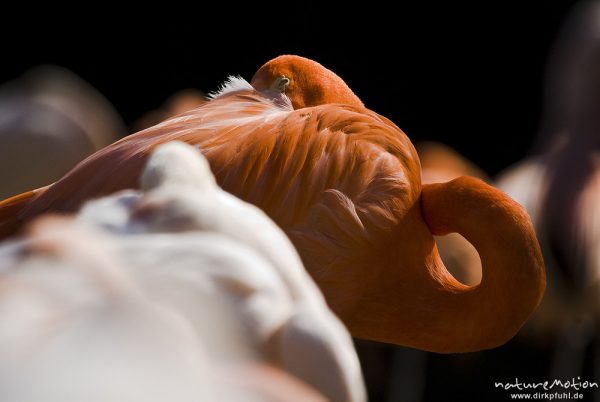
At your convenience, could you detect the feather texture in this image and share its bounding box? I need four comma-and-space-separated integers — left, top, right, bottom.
0, 56, 545, 353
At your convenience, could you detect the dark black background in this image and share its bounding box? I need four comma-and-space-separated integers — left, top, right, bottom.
1, 2, 578, 176
2, 3, 588, 401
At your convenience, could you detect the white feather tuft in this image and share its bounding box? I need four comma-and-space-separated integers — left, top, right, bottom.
208, 75, 293, 111
208, 76, 254, 99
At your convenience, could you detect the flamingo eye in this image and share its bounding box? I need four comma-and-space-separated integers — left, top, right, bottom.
271, 75, 290, 92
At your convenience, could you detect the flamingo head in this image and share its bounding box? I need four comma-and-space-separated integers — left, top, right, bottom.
250, 55, 364, 110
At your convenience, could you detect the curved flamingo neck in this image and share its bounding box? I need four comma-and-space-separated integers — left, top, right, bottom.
345, 177, 545, 353
420, 178, 545, 351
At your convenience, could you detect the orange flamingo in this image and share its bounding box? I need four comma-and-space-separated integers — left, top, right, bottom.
0, 55, 545, 353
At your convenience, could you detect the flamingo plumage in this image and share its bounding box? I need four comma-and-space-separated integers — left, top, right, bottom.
0, 55, 545, 353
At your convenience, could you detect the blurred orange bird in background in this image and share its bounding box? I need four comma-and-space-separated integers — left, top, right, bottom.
0, 55, 545, 353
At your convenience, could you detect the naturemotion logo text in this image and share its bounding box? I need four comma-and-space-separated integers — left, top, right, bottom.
494, 378, 598, 392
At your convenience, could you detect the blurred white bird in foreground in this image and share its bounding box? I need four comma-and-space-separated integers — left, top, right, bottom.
0, 141, 365, 402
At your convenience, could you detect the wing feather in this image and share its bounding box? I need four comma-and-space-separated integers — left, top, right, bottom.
5, 90, 421, 290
